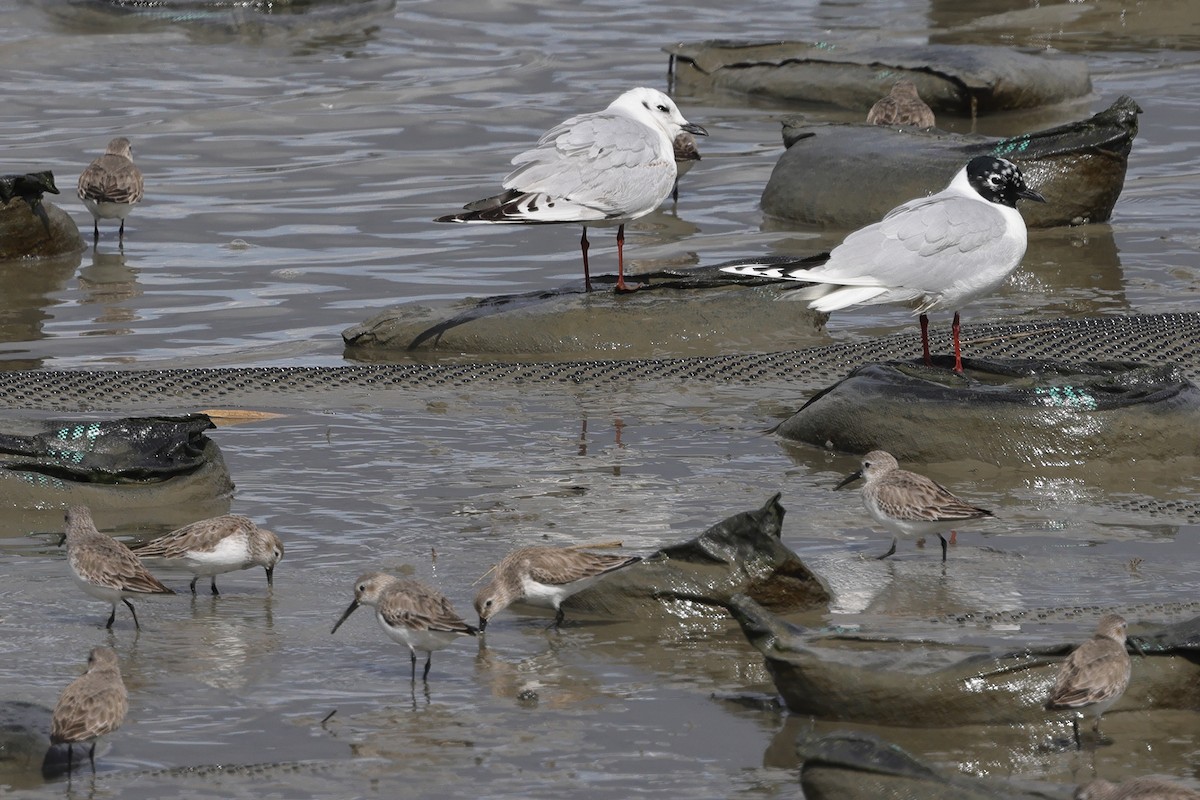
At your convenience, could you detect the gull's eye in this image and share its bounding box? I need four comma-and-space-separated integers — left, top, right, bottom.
656, 104, 669, 113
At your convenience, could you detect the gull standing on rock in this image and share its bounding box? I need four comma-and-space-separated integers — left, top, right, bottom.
49, 646, 128, 773
1046, 613, 1133, 749
77, 137, 144, 245
133, 514, 284, 596
474, 545, 642, 630
435, 87, 708, 292
867, 79, 936, 128
331, 572, 477, 682
61, 505, 174, 630
835, 450, 993, 562
722, 156, 1044, 372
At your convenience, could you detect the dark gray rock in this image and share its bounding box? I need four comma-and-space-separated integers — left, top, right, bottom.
762, 96, 1140, 228
563, 494, 831, 619
665, 40, 1091, 113
774, 358, 1200, 466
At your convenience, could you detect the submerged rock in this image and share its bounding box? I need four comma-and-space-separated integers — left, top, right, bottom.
0, 414, 234, 530
726, 594, 1200, 726
561, 494, 831, 619
762, 95, 1140, 228
0, 172, 82, 260
665, 40, 1091, 114
343, 264, 826, 357
774, 358, 1200, 467
798, 731, 1071, 800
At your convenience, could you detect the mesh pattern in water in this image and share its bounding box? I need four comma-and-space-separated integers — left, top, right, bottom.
0, 313, 1195, 410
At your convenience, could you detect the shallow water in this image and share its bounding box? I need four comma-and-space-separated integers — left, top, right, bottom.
1, 0, 1199, 797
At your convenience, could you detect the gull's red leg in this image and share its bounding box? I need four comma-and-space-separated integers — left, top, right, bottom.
614, 223, 629, 292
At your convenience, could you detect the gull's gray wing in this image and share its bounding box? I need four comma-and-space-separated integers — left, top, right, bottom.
502, 111, 674, 217
805, 194, 1014, 294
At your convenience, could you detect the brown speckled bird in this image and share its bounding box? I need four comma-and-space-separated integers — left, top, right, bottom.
78, 137, 144, 244
1046, 614, 1132, 748
62, 505, 174, 630
867, 79, 936, 129
474, 545, 641, 629
50, 646, 128, 772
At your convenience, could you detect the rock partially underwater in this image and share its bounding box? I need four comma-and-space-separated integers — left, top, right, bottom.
726, 594, 1200, 727
797, 731, 1071, 800
774, 358, 1200, 467
35, 0, 397, 41
0, 414, 234, 531
0, 701, 53, 787
665, 40, 1091, 114
0, 172, 82, 260
762, 95, 1141, 228
343, 264, 827, 357
560, 494, 831, 620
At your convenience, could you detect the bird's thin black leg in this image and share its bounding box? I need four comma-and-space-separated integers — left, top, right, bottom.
919, 313, 931, 366
123, 598, 141, 630
952, 311, 963, 373
580, 228, 592, 292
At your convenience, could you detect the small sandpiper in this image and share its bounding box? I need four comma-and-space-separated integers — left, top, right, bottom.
671, 130, 701, 201
473, 545, 642, 630
49, 646, 128, 773
77, 137, 144, 245
134, 514, 284, 595
331, 571, 477, 682
1045, 613, 1133, 749
62, 505, 174, 630
866, 79, 936, 128
835, 450, 993, 561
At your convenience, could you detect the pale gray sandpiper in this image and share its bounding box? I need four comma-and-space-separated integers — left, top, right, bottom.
473, 545, 642, 630
1076, 777, 1200, 800
61, 505, 174, 630
835, 450, 993, 562
866, 79, 936, 129
50, 646, 128, 772
671, 130, 701, 202
330, 571, 477, 682
435, 87, 707, 292
1045, 613, 1132, 749
77, 137, 144, 245
134, 514, 284, 595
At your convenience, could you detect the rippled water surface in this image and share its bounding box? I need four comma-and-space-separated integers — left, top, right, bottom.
1, 0, 1199, 797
